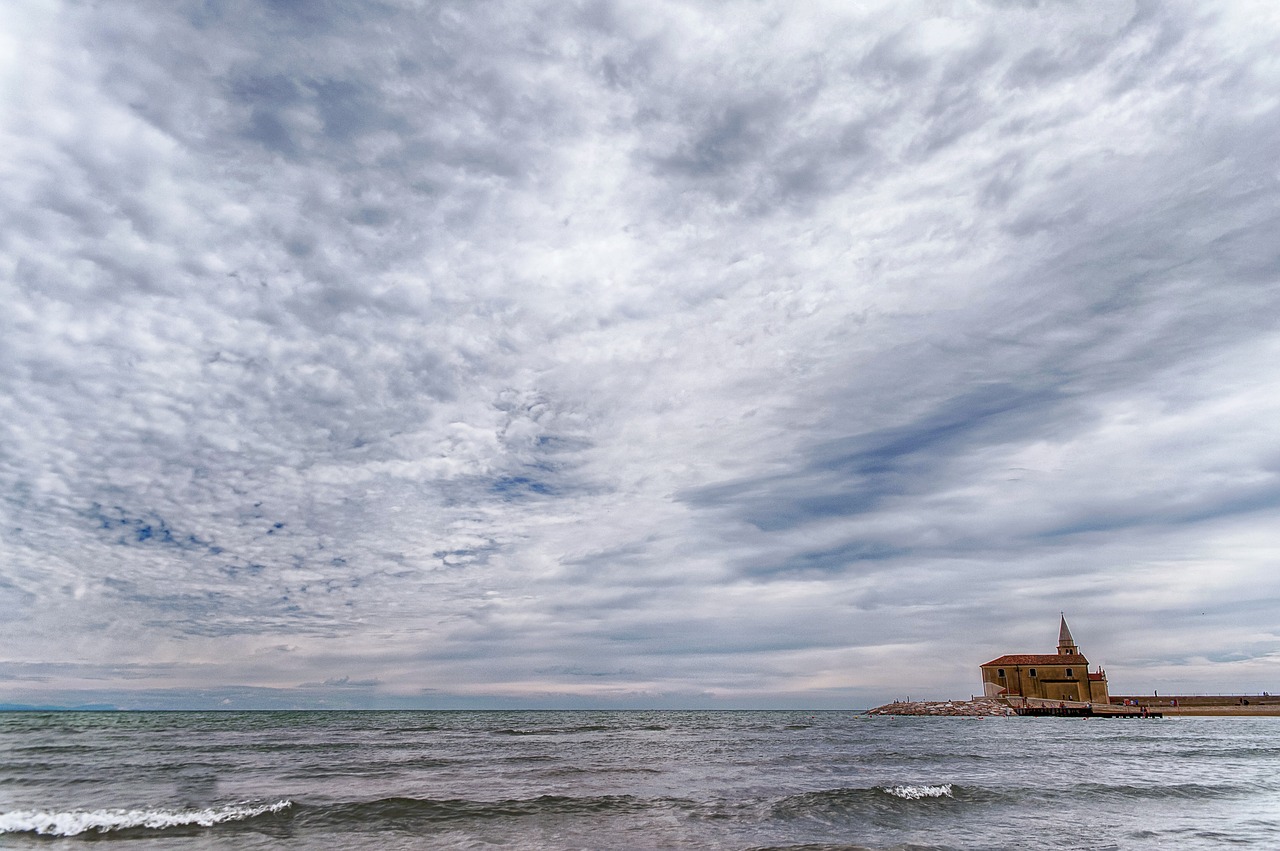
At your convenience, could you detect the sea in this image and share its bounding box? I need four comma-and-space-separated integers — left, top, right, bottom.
2, 710, 1278, 849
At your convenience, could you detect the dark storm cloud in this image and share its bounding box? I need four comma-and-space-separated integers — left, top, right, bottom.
686, 381, 1067, 533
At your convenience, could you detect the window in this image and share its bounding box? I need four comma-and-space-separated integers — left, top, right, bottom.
1029, 669, 1037, 677
1066, 668, 1073, 677
997, 669, 1005, 678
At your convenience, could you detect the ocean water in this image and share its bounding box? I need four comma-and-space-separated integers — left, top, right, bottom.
2, 710, 1278, 849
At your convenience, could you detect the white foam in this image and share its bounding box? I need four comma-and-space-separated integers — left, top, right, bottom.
0, 800, 291, 836
883, 783, 953, 800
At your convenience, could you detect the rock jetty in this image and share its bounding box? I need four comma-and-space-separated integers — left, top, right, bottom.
866, 698, 1017, 717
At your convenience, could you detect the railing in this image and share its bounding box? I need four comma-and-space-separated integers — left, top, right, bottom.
1110, 693, 1274, 698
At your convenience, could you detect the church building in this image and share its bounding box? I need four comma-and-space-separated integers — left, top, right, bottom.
980, 616, 1109, 703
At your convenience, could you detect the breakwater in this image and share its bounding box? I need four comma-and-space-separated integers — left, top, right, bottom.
865, 698, 1017, 716
1110, 694, 1280, 716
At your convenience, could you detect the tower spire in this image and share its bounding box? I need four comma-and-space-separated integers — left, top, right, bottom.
1058, 613, 1078, 655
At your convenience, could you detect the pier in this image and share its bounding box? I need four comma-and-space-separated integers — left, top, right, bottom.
1014, 704, 1161, 719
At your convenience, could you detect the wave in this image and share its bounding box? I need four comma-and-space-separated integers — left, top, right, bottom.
1166, 746, 1280, 759
8, 744, 99, 755
747, 845, 949, 851
770, 779, 1253, 822
489, 724, 619, 736
293, 794, 651, 828
881, 783, 953, 800
1066, 781, 1251, 801
772, 784, 975, 820
0, 800, 292, 837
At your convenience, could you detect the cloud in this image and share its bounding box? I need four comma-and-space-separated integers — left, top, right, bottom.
1, 0, 1279, 707
299, 675, 381, 689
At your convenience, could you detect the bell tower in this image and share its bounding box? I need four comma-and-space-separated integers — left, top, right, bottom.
1058, 613, 1079, 655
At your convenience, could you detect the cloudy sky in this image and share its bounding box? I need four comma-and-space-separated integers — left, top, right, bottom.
2, 0, 1279, 710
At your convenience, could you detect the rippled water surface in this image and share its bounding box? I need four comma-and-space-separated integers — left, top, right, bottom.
2, 710, 1278, 849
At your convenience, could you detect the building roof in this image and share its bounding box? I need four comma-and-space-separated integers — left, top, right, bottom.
1059, 614, 1075, 647
981, 654, 1089, 667
1087, 672, 1105, 681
